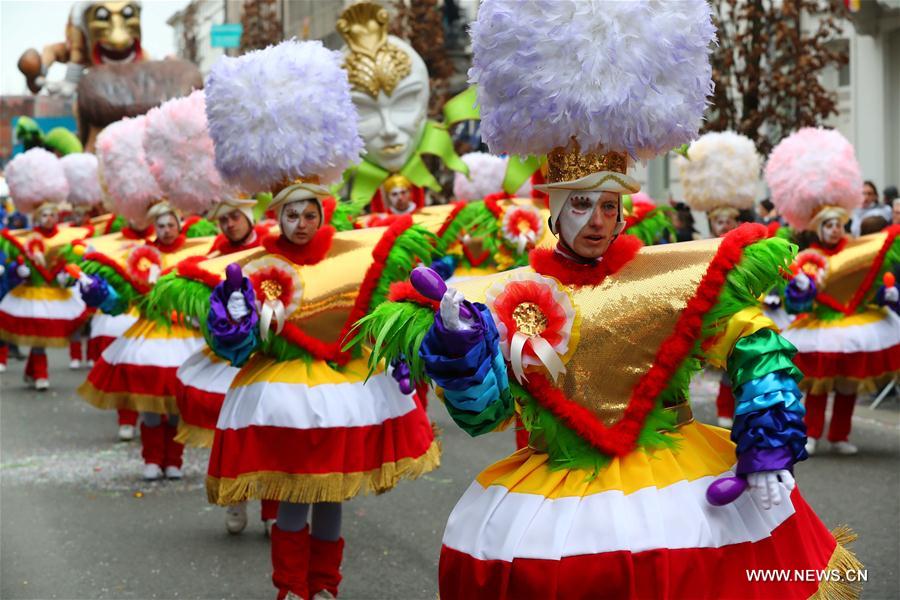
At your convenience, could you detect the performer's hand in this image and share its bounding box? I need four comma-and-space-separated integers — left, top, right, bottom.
763, 292, 782, 309
79, 274, 109, 307
0, 264, 6, 277
56, 269, 71, 287
226, 291, 251, 322
793, 273, 811, 292
16, 263, 31, 279
748, 470, 795, 510
885, 286, 899, 304
440, 288, 471, 332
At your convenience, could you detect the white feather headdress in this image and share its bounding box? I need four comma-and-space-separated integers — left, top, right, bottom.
677, 131, 761, 213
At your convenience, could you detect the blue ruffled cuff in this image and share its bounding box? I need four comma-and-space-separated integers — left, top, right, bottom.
420, 302, 508, 412
732, 406, 808, 473
735, 371, 805, 417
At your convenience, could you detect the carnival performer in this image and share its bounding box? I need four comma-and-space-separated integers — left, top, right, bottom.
136, 89, 279, 533
60, 152, 106, 369
75, 114, 215, 478
354, 2, 862, 598
767, 128, 900, 456
0, 148, 91, 389
678, 131, 765, 427
185, 40, 441, 599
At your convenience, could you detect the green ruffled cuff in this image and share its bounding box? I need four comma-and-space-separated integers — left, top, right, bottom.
727, 328, 802, 390
444, 387, 515, 437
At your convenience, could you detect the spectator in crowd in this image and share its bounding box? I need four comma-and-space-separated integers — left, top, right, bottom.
850, 180, 892, 237
671, 201, 698, 241
892, 197, 900, 225
757, 198, 784, 225
883, 185, 898, 206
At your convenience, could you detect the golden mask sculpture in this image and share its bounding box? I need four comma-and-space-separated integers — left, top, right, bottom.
18, 1, 145, 96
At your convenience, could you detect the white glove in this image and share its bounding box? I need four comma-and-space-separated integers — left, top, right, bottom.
440, 287, 471, 332
793, 273, 811, 292
31, 251, 46, 268
885, 286, 899, 303
16, 264, 31, 279
147, 264, 161, 285
226, 290, 250, 321
0, 264, 5, 277
748, 470, 795, 510
56, 270, 71, 287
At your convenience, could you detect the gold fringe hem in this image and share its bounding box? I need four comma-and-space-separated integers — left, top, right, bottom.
207, 439, 442, 505
175, 421, 214, 449
0, 331, 72, 348
78, 380, 179, 415
810, 526, 864, 600
801, 373, 898, 396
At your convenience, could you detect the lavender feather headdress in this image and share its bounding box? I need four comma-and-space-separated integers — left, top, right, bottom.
469, 0, 716, 162
205, 39, 363, 193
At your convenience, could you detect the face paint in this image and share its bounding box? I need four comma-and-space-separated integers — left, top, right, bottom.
820, 217, 844, 246
556, 191, 620, 252
280, 200, 322, 246
37, 207, 59, 230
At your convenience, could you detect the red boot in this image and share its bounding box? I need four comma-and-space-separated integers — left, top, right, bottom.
31, 351, 48, 390
715, 382, 735, 426
69, 340, 83, 368
118, 410, 139, 426
271, 525, 310, 600
804, 394, 827, 440
0, 344, 8, 371
828, 393, 858, 453
140, 422, 165, 479
262, 499, 279, 522
309, 536, 345, 598
23, 350, 35, 382
162, 421, 184, 478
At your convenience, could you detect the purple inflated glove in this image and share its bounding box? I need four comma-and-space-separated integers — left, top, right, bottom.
208, 263, 258, 346
79, 274, 110, 308
390, 358, 414, 395
706, 446, 796, 506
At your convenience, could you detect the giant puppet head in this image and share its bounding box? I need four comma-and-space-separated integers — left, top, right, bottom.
337, 2, 429, 174
74, 1, 143, 66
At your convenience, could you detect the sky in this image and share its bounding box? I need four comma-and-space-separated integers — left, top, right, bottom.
0, 0, 190, 95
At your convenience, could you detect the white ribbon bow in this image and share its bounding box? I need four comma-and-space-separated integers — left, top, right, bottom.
258, 299, 286, 341
509, 331, 566, 384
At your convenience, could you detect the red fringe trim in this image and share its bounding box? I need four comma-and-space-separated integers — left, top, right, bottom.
180, 215, 201, 235
528, 235, 642, 286
437, 201, 468, 238
209, 225, 268, 256
624, 200, 655, 229
175, 256, 220, 289
121, 225, 154, 240
483, 194, 505, 218
523, 223, 768, 457
388, 281, 441, 310
811, 237, 848, 257
261, 226, 335, 266
83, 251, 151, 294
152, 234, 188, 254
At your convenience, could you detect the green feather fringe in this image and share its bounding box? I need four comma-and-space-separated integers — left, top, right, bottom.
867, 234, 900, 305
141, 272, 212, 327
368, 224, 437, 311
625, 206, 675, 246
330, 196, 370, 232
186, 219, 219, 238
349, 300, 435, 382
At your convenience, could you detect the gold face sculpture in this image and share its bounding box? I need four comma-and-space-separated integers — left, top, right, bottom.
85, 1, 143, 66
336, 2, 411, 99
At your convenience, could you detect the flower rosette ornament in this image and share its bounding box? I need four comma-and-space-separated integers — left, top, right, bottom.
501, 205, 544, 255
791, 250, 829, 285
126, 245, 163, 286
25, 235, 47, 267
485, 272, 578, 383
244, 256, 304, 340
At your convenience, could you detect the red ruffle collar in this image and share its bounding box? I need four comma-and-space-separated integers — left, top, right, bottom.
34, 225, 60, 238
152, 234, 187, 254
261, 226, 335, 266
811, 237, 848, 256
212, 225, 267, 256
122, 226, 154, 240
529, 234, 643, 286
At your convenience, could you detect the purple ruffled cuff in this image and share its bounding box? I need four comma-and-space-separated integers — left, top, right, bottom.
432, 300, 487, 357
736, 446, 794, 476
208, 278, 258, 344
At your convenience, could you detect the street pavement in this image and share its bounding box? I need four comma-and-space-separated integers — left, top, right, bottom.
2, 348, 898, 599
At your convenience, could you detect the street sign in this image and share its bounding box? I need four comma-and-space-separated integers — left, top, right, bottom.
211, 24, 243, 48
